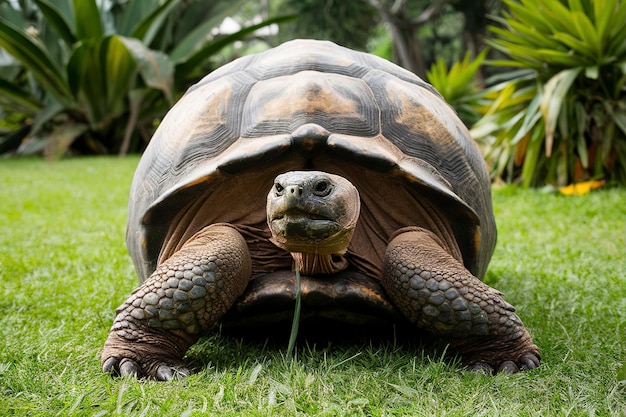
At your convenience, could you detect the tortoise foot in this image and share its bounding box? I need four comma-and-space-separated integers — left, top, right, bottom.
452, 331, 541, 374
102, 224, 252, 380
102, 329, 192, 380
381, 228, 540, 375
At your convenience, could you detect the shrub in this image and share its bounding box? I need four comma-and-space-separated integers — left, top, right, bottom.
0, 0, 293, 157
471, 0, 626, 186
426, 49, 488, 127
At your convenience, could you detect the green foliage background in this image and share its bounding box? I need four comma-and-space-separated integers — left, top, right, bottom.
472, 0, 626, 186
0, 0, 293, 157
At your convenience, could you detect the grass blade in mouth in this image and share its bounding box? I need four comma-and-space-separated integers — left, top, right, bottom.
286, 265, 302, 358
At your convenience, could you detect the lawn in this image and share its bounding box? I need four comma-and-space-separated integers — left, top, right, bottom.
1, 157, 624, 416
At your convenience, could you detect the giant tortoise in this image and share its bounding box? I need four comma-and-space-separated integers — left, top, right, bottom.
102, 39, 540, 380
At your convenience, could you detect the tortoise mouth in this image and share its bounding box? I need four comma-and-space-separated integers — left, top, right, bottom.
272, 208, 333, 222
270, 209, 341, 240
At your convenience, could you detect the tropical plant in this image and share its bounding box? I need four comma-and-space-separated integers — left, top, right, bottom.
367, 0, 498, 78
471, 0, 626, 186
0, 0, 294, 157
276, 0, 379, 51
426, 49, 488, 127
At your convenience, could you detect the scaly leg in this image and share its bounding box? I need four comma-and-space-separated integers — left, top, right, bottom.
102, 224, 251, 380
382, 227, 540, 373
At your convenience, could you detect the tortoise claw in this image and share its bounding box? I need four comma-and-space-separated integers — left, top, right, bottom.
102, 356, 118, 375
465, 349, 541, 375
156, 364, 191, 381
467, 353, 539, 375
454, 331, 541, 375
468, 358, 529, 375
119, 358, 140, 377
102, 354, 190, 381
497, 360, 519, 374
102, 353, 191, 380
102, 329, 192, 380
469, 362, 493, 374
102, 356, 140, 377
519, 353, 540, 371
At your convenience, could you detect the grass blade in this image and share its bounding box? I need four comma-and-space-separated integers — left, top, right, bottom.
286, 266, 302, 358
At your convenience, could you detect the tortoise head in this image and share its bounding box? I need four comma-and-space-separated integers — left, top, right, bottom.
266, 171, 360, 255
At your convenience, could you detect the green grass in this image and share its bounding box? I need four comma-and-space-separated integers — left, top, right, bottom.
1, 157, 624, 416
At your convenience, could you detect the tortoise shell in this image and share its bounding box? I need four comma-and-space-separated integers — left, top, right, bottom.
127, 39, 496, 287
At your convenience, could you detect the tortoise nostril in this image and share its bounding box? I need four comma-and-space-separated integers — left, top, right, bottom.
287, 186, 303, 196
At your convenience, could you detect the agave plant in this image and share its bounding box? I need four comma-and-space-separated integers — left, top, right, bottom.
0, 0, 294, 157
426, 49, 488, 127
471, 0, 626, 186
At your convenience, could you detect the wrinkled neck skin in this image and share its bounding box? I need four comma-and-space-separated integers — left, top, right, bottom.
291, 252, 349, 275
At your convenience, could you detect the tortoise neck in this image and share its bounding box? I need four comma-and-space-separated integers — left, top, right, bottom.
291, 252, 349, 275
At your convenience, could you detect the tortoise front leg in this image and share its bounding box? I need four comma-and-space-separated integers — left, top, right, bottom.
102, 224, 251, 380
382, 227, 540, 373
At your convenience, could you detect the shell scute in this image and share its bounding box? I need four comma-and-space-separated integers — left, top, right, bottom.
240, 71, 379, 138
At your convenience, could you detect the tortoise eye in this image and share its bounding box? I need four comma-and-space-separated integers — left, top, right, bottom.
313, 180, 332, 196
274, 183, 284, 195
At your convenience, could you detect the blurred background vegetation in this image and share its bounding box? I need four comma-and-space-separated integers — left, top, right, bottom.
0, 0, 625, 187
